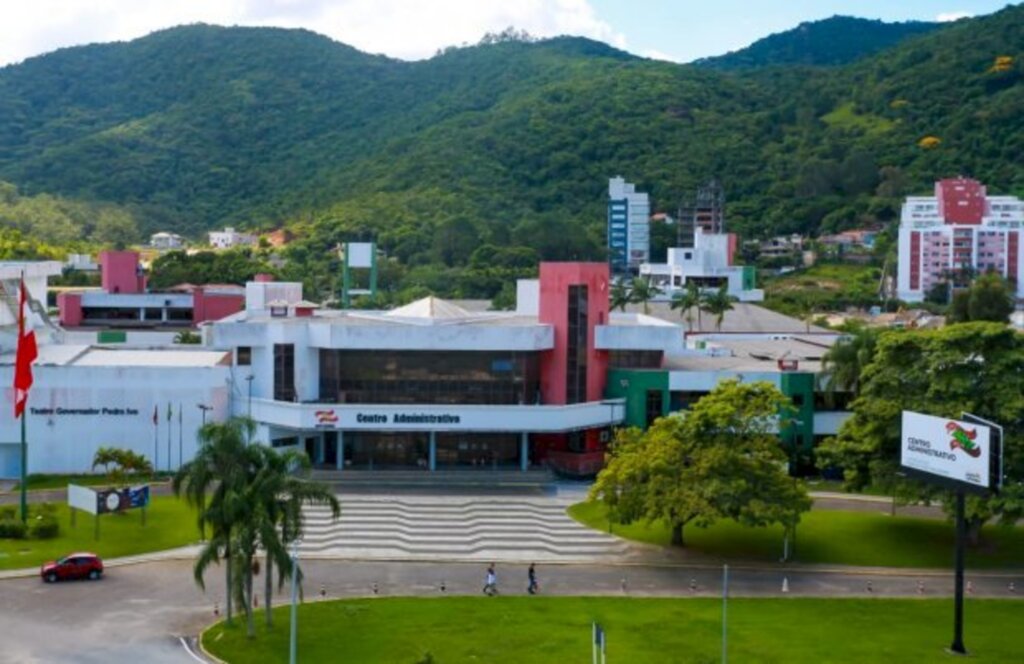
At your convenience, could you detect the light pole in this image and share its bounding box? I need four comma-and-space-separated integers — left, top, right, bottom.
246, 374, 254, 420
290, 539, 299, 664
197, 403, 212, 427
246, 374, 255, 445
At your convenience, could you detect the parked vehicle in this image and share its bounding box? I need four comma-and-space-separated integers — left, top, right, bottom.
40, 553, 103, 583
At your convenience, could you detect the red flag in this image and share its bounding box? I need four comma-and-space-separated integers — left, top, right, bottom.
13, 280, 37, 418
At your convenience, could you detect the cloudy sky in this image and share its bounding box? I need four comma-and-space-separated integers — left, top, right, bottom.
0, 0, 1012, 68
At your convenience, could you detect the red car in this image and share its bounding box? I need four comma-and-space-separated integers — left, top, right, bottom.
40, 553, 103, 583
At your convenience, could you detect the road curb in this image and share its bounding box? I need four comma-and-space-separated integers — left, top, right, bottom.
197, 624, 229, 664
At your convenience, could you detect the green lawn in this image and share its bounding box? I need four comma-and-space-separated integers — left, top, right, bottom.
7, 473, 173, 492
569, 502, 1024, 569
203, 597, 1024, 664
0, 495, 200, 570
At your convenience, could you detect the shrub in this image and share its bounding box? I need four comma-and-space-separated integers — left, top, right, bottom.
0, 518, 28, 539
0, 505, 15, 520
29, 515, 60, 539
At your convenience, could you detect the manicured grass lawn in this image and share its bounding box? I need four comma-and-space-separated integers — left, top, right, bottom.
203, 597, 1024, 664
9, 473, 173, 492
0, 496, 200, 570
569, 502, 1024, 569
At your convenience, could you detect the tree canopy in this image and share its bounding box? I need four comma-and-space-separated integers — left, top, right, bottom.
817, 322, 1024, 541
590, 380, 811, 546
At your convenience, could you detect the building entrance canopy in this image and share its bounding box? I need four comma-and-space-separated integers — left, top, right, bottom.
244, 398, 624, 433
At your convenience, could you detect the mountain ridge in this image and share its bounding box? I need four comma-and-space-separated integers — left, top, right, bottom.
0, 6, 1022, 302
695, 15, 943, 69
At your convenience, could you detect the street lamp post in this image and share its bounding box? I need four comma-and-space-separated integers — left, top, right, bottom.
290, 539, 299, 664
197, 403, 212, 427
246, 375, 255, 445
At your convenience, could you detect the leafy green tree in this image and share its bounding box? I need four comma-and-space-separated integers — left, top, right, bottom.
699, 284, 735, 331
817, 323, 1024, 543
670, 281, 701, 332
590, 380, 811, 546
948, 273, 1014, 323
173, 330, 202, 344
628, 277, 662, 315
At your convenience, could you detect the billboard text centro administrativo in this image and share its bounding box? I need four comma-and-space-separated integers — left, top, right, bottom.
901, 411, 991, 490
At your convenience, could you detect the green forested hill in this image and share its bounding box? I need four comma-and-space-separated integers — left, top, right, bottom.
0, 7, 1022, 300
695, 16, 941, 69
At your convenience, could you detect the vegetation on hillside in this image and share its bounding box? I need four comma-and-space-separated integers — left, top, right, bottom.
696, 16, 941, 69
0, 7, 1022, 301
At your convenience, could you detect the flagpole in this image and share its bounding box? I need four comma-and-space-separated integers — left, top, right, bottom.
178, 402, 183, 470
167, 403, 172, 474
154, 410, 159, 473
19, 411, 27, 523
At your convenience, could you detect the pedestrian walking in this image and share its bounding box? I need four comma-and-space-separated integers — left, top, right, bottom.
483, 564, 498, 596
527, 563, 538, 595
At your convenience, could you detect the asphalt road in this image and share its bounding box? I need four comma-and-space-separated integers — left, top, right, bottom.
1, 558, 1022, 663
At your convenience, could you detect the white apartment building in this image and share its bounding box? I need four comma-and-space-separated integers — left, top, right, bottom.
897, 178, 1024, 302
640, 228, 764, 302
209, 227, 257, 250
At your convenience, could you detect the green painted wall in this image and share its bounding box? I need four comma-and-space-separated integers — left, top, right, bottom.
605, 369, 670, 429
779, 372, 815, 452
742, 265, 756, 290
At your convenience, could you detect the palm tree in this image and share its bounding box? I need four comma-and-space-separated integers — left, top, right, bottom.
252, 447, 340, 630
173, 419, 255, 626
628, 277, 662, 315
670, 281, 701, 332
700, 283, 736, 332
820, 324, 879, 399
609, 278, 631, 312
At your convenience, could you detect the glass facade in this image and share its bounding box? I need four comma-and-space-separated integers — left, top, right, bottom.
274, 344, 296, 402
318, 350, 540, 405
566, 285, 588, 404
435, 433, 520, 469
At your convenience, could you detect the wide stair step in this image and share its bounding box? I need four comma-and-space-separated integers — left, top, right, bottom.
295, 495, 627, 562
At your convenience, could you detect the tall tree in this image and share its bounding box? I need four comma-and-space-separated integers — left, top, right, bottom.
819, 323, 879, 397
628, 277, 662, 315
670, 281, 701, 332
817, 323, 1024, 543
609, 278, 631, 313
948, 273, 1014, 324
699, 283, 736, 332
173, 419, 258, 626
590, 380, 811, 546
251, 447, 340, 630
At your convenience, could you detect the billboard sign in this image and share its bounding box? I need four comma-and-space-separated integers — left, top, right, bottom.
96, 485, 150, 514
69, 484, 150, 515
901, 411, 991, 491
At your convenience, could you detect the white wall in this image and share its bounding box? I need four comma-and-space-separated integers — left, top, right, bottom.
0, 364, 230, 476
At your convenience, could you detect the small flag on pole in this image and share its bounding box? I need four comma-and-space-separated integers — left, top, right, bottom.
167, 402, 173, 422
152, 405, 158, 426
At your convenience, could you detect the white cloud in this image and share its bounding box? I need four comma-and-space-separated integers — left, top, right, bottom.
0, 0, 627, 67
936, 11, 973, 22
639, 48, 681, 63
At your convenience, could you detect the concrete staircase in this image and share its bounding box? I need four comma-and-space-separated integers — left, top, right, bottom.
308, 469, 556, 494
297, 495, 631, 563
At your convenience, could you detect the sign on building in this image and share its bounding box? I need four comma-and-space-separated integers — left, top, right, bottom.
900, 411, 991, 491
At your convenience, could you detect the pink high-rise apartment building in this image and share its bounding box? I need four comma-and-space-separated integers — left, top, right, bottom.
897, 178, 1024, 302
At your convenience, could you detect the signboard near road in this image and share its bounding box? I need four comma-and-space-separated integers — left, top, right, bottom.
900, 411, 991, 492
